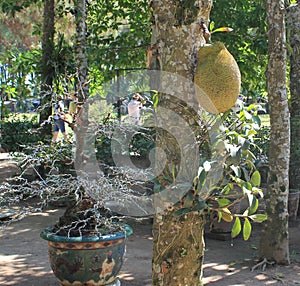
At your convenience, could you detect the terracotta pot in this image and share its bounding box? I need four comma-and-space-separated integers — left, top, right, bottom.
40, 224, 133, 286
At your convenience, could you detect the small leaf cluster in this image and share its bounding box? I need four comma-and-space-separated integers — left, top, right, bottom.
194, 103, 267, 240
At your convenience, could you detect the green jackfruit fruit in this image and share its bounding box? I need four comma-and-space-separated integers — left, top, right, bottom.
194, 42, 241, 114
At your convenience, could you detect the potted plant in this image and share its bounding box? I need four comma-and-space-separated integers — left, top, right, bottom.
0, 140, 138, 286
39, 175, 133, 286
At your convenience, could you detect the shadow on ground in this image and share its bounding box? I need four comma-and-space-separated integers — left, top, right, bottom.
0, 207, 300, 286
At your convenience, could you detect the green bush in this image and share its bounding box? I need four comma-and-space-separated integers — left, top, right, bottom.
0, 115, 40, 152
95, 125, 156, 165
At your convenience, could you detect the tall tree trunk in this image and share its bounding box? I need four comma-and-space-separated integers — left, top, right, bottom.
151, 1, 212, 285
288, 4, 300, 190
40, 0, 55, 139
259, 0, 290, 265
73, 0, 90, 170
74, 0, 89, 103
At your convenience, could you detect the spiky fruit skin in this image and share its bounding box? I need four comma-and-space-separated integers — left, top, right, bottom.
194, 42, 241, 114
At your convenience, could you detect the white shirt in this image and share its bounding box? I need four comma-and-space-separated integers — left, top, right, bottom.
127, 100, 142, 125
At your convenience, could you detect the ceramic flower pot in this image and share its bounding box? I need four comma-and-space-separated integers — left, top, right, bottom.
40, 224, 133, 286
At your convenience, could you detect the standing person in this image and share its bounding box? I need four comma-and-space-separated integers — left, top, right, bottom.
67, 92, 79, 129
127, 93, 144, 125
52, 96, 68, 142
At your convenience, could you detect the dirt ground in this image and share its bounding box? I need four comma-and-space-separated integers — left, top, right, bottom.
0, 206, 300, 286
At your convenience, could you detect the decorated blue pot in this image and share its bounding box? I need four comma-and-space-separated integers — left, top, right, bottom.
40, 224, 133, 286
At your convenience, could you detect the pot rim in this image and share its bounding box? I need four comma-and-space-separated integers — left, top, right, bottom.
40, 223, 133, 243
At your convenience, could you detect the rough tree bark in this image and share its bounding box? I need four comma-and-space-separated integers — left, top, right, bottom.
259, 0, 290, 264
40, 0, 55, 138
74, 0, 89, 103
151, 1, 213, 285
73, 0, 90, 170
288, 3, 300, 190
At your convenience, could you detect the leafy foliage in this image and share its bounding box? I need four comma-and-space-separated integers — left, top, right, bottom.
0, 114, 40, 152
0, 49, 41, 100
174, 103, 268, 240
210, 0, 268, 98
87, 0, 151, 82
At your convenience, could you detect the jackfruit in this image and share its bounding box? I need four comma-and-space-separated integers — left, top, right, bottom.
194, 42, 241, 114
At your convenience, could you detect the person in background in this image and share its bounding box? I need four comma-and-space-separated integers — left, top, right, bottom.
52, 96, 68, 142
67, 92, 79, 129
127, 93, 145, 125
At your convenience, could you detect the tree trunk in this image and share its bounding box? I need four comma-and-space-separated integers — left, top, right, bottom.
74, 0, 89, 103
73, 0, 90, 171
40, 0, 55, 139
151, 1, 212, 285
288, 4, 300, 190
259, 0, 290, 265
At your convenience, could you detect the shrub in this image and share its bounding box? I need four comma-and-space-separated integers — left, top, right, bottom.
0, 115, 40, 152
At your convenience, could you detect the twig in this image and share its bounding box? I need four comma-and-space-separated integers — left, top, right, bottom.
251, 258, 275, 272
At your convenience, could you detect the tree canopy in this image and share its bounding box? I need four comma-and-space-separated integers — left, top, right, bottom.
1, 0, 272, 101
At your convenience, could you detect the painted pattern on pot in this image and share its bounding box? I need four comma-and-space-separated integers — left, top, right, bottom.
41, 225, 133, 286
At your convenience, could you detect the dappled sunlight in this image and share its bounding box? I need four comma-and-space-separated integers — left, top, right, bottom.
255, 273, 269, 281
203, 258, 300, 285
118, 272, 136, 281
0, 253, 54, 286
1, 228, 33, 236
0, 207, 64, 285
203, 261, 245, 285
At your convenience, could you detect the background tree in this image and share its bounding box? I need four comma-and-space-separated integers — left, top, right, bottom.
39, 0, 55, 138
288, 3, 300, 190
259, 0, 290, 264
0, 3, 42, 104
86, 0, 150, 84
73, 0, 90, 169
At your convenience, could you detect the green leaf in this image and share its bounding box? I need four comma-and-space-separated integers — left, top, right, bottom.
198, 167, 206, 186
243, 182, 252, 192
221, 183, 233, 194
217, 211, 222, 222
152, 91, 159, 107
243, 218, 252, 240
183, 192, 194, 208
252, 115, 261, 126
231, 217, 241, 238
221, 208, 233, 222
249, 214, 268, 223
248, 195, 259, 215
217, 198, 230, 207
153, 183, 161, 193
250, 170, 261, 187
173, 208, 190, 217
230, 165, 241, 177
211, 27, 233, 33
192, 198, 207, 212
240, 139, 251, 150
